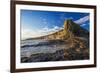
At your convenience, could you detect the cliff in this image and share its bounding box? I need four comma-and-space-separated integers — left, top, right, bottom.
21, 19, 89, 62
26, 19, 89, 41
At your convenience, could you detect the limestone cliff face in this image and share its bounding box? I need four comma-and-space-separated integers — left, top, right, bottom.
28, 19, 89, 40
63, 19, 73, 40
33, 19, 73, 40
63, 19, 89, 39
21, 19, 90, 62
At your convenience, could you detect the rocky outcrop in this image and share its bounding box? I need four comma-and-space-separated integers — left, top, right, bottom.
26, 19, 89, 41
21, 19, 89, 62
21, 37, 89, 63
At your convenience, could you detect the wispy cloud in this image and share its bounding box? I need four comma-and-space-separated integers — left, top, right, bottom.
60, 13, 73, 20
38, 26, 63, 35
74, 15, 89, 24
21, 26, 63, 40
80, 24, 87, 27
21, 28, 41, 40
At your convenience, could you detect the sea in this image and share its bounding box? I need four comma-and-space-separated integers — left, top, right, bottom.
21, 39, 68, 58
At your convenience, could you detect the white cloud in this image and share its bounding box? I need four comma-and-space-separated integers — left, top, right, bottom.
80, 24, 87, 27
21, 26, 63, 40
60, 13, 73, 20
55, 26, 60, 29
74, 15, 89, 24
21, 28, 41, 40
40, 26, 63, 34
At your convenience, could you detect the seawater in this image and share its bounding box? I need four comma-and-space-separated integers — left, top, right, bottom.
21, 39, 68, 57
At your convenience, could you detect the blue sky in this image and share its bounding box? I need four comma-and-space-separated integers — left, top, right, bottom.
21, 10, 90, 39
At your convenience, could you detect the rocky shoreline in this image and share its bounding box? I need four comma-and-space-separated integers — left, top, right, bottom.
21, 38, 89, 63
